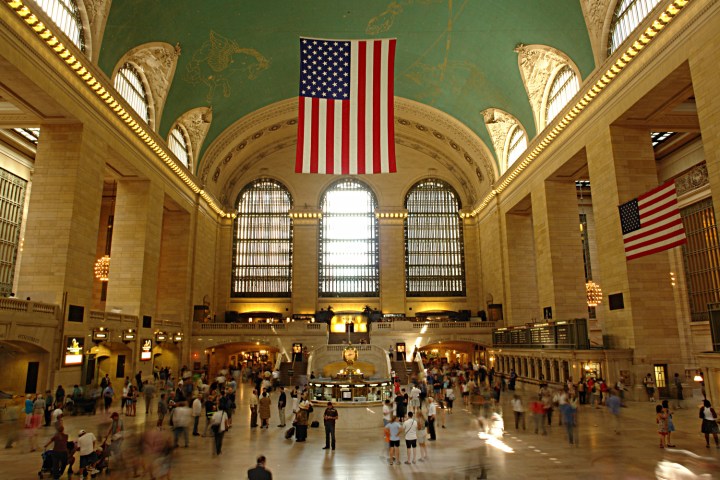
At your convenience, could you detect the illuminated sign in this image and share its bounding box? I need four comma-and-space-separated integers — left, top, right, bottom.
92, 328, 109, 342
140, 338, 152, 361
64, 337, 84, 366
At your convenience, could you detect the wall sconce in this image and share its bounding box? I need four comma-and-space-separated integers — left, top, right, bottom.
122, 329, 136, 343
155, 331, 168, 344
92, 327, 109, 343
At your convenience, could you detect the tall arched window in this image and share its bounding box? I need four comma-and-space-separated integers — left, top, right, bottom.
35, 0, 85, 52
545, 65, 579, 125
319, 179, 379, 297
168, 125, 191, 170
232, 179, 293, 297
405, 179, 465, 296
114, 63, 150, 124
608, 0, 662, 55
506, 125, 527, 170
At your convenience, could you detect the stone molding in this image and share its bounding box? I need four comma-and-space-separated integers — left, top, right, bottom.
116, 42, 182, 131
514, 43, 577, 131
675, 163, 708, 197
81, 0, 111, 63
482, 108, 525, 173
579, 0, 614, 66
175, 107, 212, 176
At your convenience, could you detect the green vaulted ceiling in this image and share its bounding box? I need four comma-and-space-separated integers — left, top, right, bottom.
99, 0, 595, 173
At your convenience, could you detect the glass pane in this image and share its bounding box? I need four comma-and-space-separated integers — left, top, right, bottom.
34, 0, 85, 52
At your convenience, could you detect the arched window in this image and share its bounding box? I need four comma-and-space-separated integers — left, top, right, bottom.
319, 179, 379, 297
506, 125, 527, 170
168, 125, 191, 169
608, 0, 662, 55
34, 0, 85, 52
232, 179, 293, 297
545, 65, 579, 125
405, 179, 465, 296
114, 63, 150, 124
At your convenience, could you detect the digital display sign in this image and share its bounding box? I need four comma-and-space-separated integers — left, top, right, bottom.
64, 337, 84, 365
140, 338, 152, 361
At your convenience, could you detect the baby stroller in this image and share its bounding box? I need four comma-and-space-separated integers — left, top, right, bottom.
39, 441, 75, 479
87, 442, 111, 477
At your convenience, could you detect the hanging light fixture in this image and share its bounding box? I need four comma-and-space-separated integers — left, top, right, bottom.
94, 255, 111, 282
586, 280, 603, 307
579, 180, 602, 307
95, 183, 115, 283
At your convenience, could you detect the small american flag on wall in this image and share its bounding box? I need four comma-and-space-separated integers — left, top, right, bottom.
296, 37, 396, 174
618, 180, 686, 261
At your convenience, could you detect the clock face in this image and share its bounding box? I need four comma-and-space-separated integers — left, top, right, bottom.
343, 348, 358, 363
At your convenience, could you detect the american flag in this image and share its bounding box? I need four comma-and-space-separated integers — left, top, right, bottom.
296, 37, 396, 174
618, 180, 686, 261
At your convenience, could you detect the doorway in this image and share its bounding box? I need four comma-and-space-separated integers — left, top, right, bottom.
24, 361, 39, 394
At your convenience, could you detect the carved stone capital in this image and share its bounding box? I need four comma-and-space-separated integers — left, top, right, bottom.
580, 0, 613, 65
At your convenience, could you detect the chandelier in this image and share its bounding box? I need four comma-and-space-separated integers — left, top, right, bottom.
586, 280, 603, 307
94, 255, 111, 282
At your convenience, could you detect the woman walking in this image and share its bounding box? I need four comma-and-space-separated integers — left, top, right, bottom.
661, 400, 676, 447
700, 399, 720, 448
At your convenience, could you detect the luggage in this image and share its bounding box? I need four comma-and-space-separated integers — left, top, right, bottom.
284, 426, 295, 439
310, 420, 320, 428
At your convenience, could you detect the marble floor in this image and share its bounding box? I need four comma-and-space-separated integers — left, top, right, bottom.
1, 384, 719, 480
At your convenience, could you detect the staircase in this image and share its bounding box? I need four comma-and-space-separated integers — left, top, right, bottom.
391, 361, 418, 385
278, 361, 308, 387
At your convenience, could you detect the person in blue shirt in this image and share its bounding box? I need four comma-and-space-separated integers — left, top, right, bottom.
387, 416, 402, 465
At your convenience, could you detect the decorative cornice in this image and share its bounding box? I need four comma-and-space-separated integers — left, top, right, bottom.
471, 0, 693, 217
176, 106, 212, 175
514, 43, 575, 130
675, 163, 708, 197
120, 42, 181, 129
1, 0, 231, 218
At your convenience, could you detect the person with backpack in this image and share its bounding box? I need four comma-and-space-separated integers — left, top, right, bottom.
210, 407, 228, 455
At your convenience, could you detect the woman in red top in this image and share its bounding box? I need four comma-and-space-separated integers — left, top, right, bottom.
44, 424, 69, 478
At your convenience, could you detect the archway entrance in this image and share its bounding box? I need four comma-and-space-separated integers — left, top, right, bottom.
200, 342, 280, 379
418, 341, 488, 368
0, 340, 49, 394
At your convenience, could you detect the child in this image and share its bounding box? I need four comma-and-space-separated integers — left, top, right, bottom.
656, 404, 668, 448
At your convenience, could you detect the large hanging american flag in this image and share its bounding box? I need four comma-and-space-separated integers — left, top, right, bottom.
296, 37, 396, 174
618, 180, 686, 261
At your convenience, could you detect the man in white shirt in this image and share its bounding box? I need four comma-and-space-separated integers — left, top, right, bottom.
382, 399, 392, 426
409, 385, 421, 414
171, 402, 192, 448
402, 411, 418, 464
427, 397, 437, 441
192, 396, 203, 436
77, 429, 97, 476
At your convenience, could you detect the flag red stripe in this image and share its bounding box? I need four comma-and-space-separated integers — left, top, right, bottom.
372, 40, 382, 174
630, 209, 682, 236
357, 41, 367, 175
639, 185, 675, 208
626, 238, 687, 261
625, 217, 684, 244
387, 39, 396, 173
625, 223, 685, 251
341, 100, 350, 174
295, 96, 306, 173
326, 100, 335, 174
310, 97, 319, 173
639, 180, 674, 201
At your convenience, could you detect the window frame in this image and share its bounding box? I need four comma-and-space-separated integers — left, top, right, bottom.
34, 0, 86, 53
168, 124, 192, 171
544, 65, 580, 126
114, 62, 152, 126
318, 178, 379, 298
608, 0, 662, 56
404, 178, 466, 297
231, 179, 294, 298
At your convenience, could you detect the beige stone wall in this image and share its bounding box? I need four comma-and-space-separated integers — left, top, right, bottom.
504, 208, 539, 325
193, 208, 222, 319
157, 209, 191, 324
0, 350, 49, 394
476, 207, 505, 317
378, 218, 405, 313
291, 218, 320, 314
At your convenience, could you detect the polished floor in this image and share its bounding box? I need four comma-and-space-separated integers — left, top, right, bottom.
2, 383, 719, 479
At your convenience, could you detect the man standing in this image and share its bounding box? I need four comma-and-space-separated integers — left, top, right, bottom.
143, 380, 156, 414
409, 384, 421, 414
402, 411, 418, 464
387, 416, 402, 465
674, 373, 684, 409
277, 387, 287, 427
322, 401, 338, 450
427, 397, 437, 441
247, 455, 272, 479
250, 389, 259, 428
76, 429, 98, 477
192, 396, 202, 436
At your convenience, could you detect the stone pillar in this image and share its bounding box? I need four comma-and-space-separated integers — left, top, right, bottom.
505, 208, 539, 325
18, 124, 104, 307
377, 212, 407, 313
690, 30, 720, 227
463, 214, 481, 312
105, 179, 164, 317
291, 212, 320, 314
532, 180, 587, 320
586, 126, 679, 367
